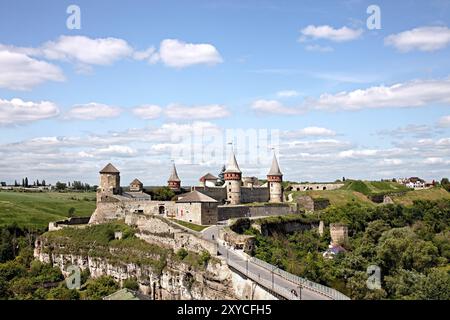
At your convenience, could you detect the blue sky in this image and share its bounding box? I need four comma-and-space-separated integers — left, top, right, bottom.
1, 0, 450, 185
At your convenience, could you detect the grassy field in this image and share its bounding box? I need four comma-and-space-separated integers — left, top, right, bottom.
291, 189, 375, 207
288, 180, 450, 208
171, 219, 208, 232
0, 191, 96, 229
391, 187, 450, 206
341, 180, 410, 195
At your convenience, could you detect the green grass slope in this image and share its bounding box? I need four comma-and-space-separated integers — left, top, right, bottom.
391, 187, 450, 206
342, 180, 409, 195
0, 191, 96, 229
289, 180, 450, 208
290, 189, 375, 207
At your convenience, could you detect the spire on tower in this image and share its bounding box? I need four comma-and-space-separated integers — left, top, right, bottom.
267, 153, 282, 177
168, 163, 181, 182
224, 150, 241, 174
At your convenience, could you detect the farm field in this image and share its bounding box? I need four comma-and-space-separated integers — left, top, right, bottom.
0, 191, 96, 229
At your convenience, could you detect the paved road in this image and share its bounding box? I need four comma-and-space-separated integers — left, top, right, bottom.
202, 225, 220, 241
201, 224, 339, 300
217, 244, 330, 300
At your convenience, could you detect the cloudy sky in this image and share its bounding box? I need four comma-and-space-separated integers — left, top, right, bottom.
1, 0, 450, 185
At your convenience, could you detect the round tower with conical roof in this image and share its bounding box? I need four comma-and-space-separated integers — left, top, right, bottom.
168, 163, 181, 191
224, 151, 242, 205
98, 163, 121, 201
267, 154, 283, 203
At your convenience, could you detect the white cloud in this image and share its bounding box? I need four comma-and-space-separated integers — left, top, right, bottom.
283, 127, 336, 138
438, 115, 450, 127
423, 157, 447, 165
41, 35, 134, 65
299, 25, 363, 42
132, 104, 163, 120
385, 26, 450, 52
379, 159, 404, 166
0, 36, 223, 81
165, 104, 229, 120
158, 39, 223, 68
309, 78, 450, 111
305, 44, 334, 52
377, 124, 439, 139
64, 103, 122, 120
95, 145, 137, 157
251, 99, 301, 115
0, 98, 59, 125
338, 149, 379, 159
0, 49, 64, 90
276, 90, 299, 97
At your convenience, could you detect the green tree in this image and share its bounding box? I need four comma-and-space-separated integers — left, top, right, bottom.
384, 269, 425, 299
84, 276, 119, 300
421, 268, 450, 300
440, 178, 450, 192
176, 248, 188, 260
217, 165, 226, 185
199, 251, 211, 267
46, 284, 80, 300
55, 182, 67, 191
123, 278, 139, 291
151, 187, 175, 201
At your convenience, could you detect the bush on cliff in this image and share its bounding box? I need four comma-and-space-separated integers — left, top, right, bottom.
83, 275, 119, 300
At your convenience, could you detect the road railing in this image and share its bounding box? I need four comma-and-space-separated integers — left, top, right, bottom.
227, 255, 299, 300
249, 256, 350, 300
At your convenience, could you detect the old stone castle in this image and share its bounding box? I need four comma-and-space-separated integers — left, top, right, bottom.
89, 151, 285, 226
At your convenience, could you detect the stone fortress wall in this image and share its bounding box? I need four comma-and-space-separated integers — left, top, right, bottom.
240, 187, 270, 203
217, 204, 295, 221
89, 199, 176, 224
125, 213, 218, 255
192, 186, 227, 203
289, 183, 344, 192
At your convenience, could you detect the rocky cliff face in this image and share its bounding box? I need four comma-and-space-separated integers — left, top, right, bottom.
34, 242, 237, 300
34, 222, 277, 300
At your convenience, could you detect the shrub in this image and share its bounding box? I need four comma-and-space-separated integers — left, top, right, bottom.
176, 248, 188, 260
123, 278, 139, 291
199, 251, 211, 267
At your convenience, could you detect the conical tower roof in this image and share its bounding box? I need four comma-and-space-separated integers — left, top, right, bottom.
100, 163, 120, 174
224, 150, 241, 174
168, 163, 181, 182
267, 153, 282, 176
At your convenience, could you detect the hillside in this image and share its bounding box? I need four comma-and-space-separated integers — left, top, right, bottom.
288, 180, 450, 208
289, 189, 375, 207
391, 188, 450, 206
0, 191, 96, 229
341, 180, 410, 195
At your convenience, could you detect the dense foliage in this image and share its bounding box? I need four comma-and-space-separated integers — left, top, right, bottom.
250, 200, 450, 299
149, 187, 176, 201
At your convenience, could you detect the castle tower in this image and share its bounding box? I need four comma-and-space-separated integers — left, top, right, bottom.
98, 163, 121, 201
267, 153, 283, 203
224, 151, 242, 205
167, 163, 181, 191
